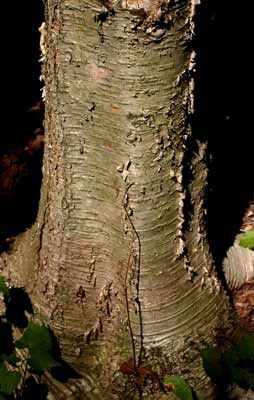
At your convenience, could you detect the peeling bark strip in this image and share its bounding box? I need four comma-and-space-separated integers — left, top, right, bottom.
121, 0, 169, 18
101, 0, 180, 28
102, 0, 168, 14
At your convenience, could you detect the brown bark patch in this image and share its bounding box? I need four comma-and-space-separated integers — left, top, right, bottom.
234, 279, 254, 332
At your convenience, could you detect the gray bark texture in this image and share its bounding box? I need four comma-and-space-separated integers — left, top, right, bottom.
224, 236, 254, 290
1, 0, 250, 399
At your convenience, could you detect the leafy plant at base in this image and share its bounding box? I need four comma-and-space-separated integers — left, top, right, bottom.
163, 375, 193, 400
0, 276, 60, 399
0, 363, 20, 396
202, 332, 254, 391
239, 229, 254, 250
15, 322, 61, 373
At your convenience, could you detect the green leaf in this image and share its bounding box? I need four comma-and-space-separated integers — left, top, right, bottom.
239, 230, 254, 250
222, 349, 240, 385
201, 346, 224, 383
15, 322, 53, 352
163, 375, 193, 400
15, 322, 60, 372
223, 349, 239, 368
234, 333, 254, 361
0, 277, 9, 297
0, 362, 21, 395
28, 348, 61, 373
223, 345, 254, 389
229, 365, 254, 389
236, 368, 254, 388
0, 393, 7, 400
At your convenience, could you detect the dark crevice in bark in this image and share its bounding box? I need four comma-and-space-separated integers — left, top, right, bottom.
0, 0, 44, 251
194, 0, 253, 269
182, 133, 197, 233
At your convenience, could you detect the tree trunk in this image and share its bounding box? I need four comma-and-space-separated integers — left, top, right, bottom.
0, 0, 239, 399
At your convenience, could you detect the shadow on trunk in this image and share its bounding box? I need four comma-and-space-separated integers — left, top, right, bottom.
193, 0, 253, 269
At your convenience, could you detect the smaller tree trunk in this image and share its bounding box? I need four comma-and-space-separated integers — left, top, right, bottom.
224, 236, 254, 290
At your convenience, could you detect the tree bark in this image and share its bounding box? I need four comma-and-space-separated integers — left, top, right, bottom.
0, 0, 240, 399
224, 235, 254, 290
